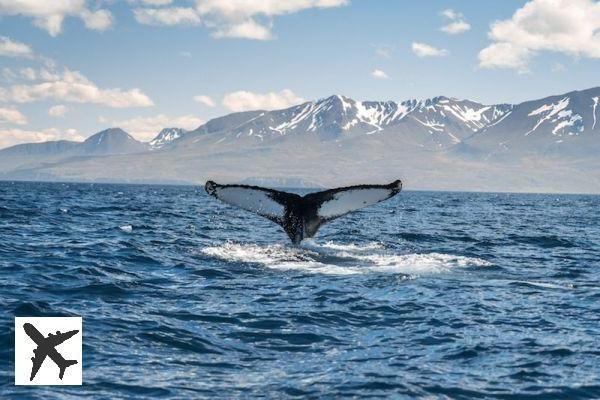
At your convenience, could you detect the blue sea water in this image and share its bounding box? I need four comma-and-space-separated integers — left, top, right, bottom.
1, 181, 599, 399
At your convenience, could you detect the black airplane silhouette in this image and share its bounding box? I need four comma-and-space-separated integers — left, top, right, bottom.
23, 323, 79, 381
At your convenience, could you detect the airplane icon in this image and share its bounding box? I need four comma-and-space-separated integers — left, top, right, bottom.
23, 323, 79, 381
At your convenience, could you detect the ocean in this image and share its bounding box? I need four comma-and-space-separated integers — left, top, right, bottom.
1, 181, 599, 399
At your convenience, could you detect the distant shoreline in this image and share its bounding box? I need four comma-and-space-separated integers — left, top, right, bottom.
1, 179, 599, 196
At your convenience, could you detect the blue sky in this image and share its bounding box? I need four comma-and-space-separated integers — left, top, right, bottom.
1, 0, 599, 147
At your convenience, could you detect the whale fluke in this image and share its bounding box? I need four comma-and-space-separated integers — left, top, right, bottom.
205, 180, 402, 244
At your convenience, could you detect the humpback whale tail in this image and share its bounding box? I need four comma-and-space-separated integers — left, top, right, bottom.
205, 180, 402, 244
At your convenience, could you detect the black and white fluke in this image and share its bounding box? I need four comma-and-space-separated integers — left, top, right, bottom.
205, 180, 402, 244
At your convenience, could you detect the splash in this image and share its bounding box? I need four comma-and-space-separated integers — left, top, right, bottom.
202, 241, 490, 276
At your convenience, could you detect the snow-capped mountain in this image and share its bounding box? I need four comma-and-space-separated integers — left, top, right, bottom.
178, 95, 513, 150
149, 128, 187, 149
458, 87, 600, 158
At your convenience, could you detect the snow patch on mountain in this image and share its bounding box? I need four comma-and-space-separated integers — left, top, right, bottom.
526, 97, 583, 136
592, 96, 599, 129
149, 128, 187, 149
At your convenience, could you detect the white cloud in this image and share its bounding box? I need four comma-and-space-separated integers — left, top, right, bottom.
0, 106, 27, 125
80, 9, 113, 30
0, 36, 34, 58
441, 20, 471, 34
211, 19, 273, 40
222, 89, 304, 112
440, 9, 461, 20
134, 7, 202, 26
0, 127, 83, 149
440, 8, 470, 34
0, 1, 113, 36
1, 68, 154, 108
112, 114, 204, 141
180, 51, 192, 57
371, 69, 389, 79
196, 0, 349, 40
48, 104, 68, 117
133, 0, 348, 40
411, 42, 448, 58
193, 94, 216, 107
478, 0, 600, 72
195, 0, 348, 18
478, 42, 532, 73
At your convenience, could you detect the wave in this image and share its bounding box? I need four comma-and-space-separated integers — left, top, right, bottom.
511, 280, 575, 290
202, 241, 490, 276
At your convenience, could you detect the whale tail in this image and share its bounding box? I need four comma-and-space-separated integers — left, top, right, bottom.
205, 180, 402, 243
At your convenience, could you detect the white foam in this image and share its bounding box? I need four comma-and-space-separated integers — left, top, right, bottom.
305, 240, 384, 252
515, 280, 575, 290
202, 243, 357, 275
120, 225, 133, 233
201, 241, 490, 276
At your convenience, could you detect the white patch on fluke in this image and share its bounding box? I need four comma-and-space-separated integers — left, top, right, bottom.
213, 186, 284, 220
318, 188, 393, 219
201, 241, 490, 276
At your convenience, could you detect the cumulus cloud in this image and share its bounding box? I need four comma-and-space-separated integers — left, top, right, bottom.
197, 0, 348, 40
132, 0, 348, 40
441, 20, 471, 34
0, 36, 34, 58
48, 104, 68, 117
1, 68, 153, 108
440, 9, 470, 34
222, 89, 304, 112
0, 0, 113, 36
134, 7, 202, 26
478, 0, 600, 72
193, 94, 216, 107
478, 42, 532, 73
0, 127, 83, 149
0, 106, 27, 125
371, 69, 389, 79
211, 19, 273, 40
411, 42, 448, 58
80, 9, 113, 30
111, 114, 204, 141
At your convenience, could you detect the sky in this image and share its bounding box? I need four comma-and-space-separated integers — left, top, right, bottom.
1, 0, 599, 148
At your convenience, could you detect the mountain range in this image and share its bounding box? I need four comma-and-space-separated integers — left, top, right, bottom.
1, 87, 599, 193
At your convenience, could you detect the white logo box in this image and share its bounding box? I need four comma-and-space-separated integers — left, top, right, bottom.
15, 317, 82, 386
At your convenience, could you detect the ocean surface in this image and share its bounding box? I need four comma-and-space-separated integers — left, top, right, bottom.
1, 181, 599, 399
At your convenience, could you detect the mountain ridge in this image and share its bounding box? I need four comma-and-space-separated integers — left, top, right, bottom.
1, 86, 599, 193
